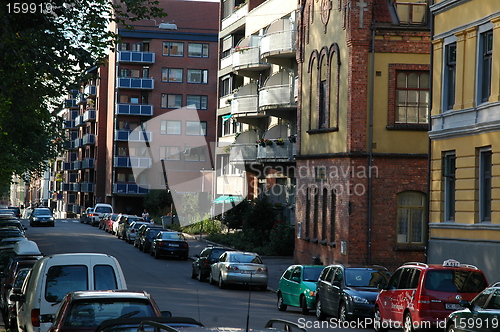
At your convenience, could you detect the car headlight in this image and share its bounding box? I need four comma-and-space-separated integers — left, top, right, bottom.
351, 295, 369, 304
33, 217, 38, 221
49, 217, 54, 221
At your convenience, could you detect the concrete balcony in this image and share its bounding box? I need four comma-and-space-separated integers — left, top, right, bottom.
116, 77, 154, 90
114, 156, 152, 168
259, 84, 296, 110
220, 55, 232, 71
113, 183, 150, 195
228, 143, 257, 163
257, 141, 296, 161
82, 134, 96, 145
82, 158, 95, 169
73, 160, 82, 170
261, 29, 296, 61
74, 115, 84, 127
83, 109, 96, 122
73, 138, 83, 149
231, 94, 258, 115
221, 3, 248, 31
65, 99, 78, 109
116, 104, 154, 116
118, 51, 155, 64
84, 85, 96, 97
232, 46, 270, 75
64, 120, 76, 129
80, 182, 94, 193
114, 130, 153, 142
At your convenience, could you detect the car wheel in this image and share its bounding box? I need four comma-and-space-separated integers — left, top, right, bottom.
154, 249, 160, 259
300, 296, 309, 315
209, 272, 215, 285
373, 307, 387, 332
277, 292, 287, 311
315, 298, 326, 321
447, 323, 456, 332
191, 268, 197, 279
218, 275, 226, 289
403, 312, 414, 332
338, 302, 348, 322
197, 271, 205, 282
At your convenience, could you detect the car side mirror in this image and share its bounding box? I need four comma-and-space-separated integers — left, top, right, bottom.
10, 293, 25, 303
459, 300, 472, 309
161, 310, 172, 317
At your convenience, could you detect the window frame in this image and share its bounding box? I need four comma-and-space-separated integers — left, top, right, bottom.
395, 71, 429, 125
478, 147, 492, 223
186, 95, 208, 110
443, 41, 457, 111
161, 68, 183, 83
187, 69, 208, 84
396, 191, 426, 244
443, 152, 456, 222
185, 121, 207, 136
160, 94, 183, 109
477, 27, 493, 104
160, 120, 182, 135
188, 43, 209, 58
162, 41, 184, 57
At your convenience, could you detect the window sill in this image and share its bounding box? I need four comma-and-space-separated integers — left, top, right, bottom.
386, 124, 429, 131
306, 127, 339, 135
393, 244, 426, 252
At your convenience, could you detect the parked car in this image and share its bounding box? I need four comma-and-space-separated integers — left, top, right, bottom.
444, 282, 500, 332
104, 213, 120, 233
80, 207, 94, 224
47, 290, 167, 332
7, 207, 21, 219
13, 253, 127, 332
315, 264, 391, 321
0, 209, 16, 218
95, 316, 203, 332
0, 220, 27, 235
0, 226, 25, 242
136, 225, 165, 253
209, 251, 268, 291
191, 246, 235, 282
117, 215, 143, 240
29, 208, 55, 227
374, 259, 488, 332
125, 221, 146, 244
91, 203, 113, 226
150, 231, 189, 260
4, 267, 30, 330
277, 265, 325, 314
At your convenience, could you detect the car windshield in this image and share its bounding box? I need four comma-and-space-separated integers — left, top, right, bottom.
95, 206, 112, 213
230, 253, 262, 264
34, 209, 52, 216
303, 266, 324, 282
160, 233, 184, 240
63, 300, 156, 328
424, 270, 488, 293
345, 269, 391, 288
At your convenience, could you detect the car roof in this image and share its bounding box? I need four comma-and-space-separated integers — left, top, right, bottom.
14, 240, 41, 256
96, 316, 203, 332
68, 290, 151, 300
325, 263, 388, 270
402, 261, 481, 271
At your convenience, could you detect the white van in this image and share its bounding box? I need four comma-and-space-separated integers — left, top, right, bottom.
90, 203, 113, 226
14, 253, 127, 332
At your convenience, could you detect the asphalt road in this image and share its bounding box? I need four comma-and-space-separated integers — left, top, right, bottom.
5, 219, 375, 332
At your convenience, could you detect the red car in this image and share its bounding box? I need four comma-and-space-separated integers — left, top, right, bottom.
46, 290, 168, 332
374, 259, 488, 332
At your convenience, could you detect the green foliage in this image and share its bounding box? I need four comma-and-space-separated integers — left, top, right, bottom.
142, 190, 172, 217
242, 196, 277, 247
221, 199, 251, 230
182, 218, 222, 235
0, 0, 166, 189
269, 220, 295, 256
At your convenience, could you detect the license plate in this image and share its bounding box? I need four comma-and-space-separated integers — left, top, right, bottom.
169, 243, 179, 247
445, 303, 462, 310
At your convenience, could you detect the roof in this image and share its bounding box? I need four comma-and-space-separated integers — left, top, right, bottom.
68, 290, 151, 300
14, 240, 41, 256
96, 316, 203, 332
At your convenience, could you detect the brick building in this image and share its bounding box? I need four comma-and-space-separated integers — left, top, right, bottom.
294, 0, 431, 271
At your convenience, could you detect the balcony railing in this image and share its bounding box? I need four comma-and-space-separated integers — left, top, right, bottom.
229, 143, 257, 162
83, 110, 96, 122
116, 77, 154, 89
259, 84, 296, 109
220, 55, 232, 70
75, 115, 84, 127
114, 156, 152, 168
118, 51, 155, 64
221, 2, 248, 30
80, 182, 94, 193
64, 120, 76, 129
73, 160, 82, 170
232, 47, 270, 72
82, 158, 95, 169
231, 94, 258, 115
114, 130, 153, 142
65, 99, 78, 109
257, 141, 296, 161
260, 29, 296, 57
113, 183, 150, 195
116, 104, 154, 116
63, 162, 73, 171
82, 134, 96, 145
73, 138, 83, 148
84, 85, 97, 97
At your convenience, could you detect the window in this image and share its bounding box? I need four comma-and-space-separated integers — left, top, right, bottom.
46, 265, 88, 302
161, 94, 182, 109
318, 80, 327, 128
220, 76, 232, 96
187, 95, 208, 110
330, 190, 336, 243
160, 146, 181, 161
479, 148, 492, 222
443, 153, 456, 221
321, 188, 327, 241
163, 42, 184, 56
161, 68, 183, 82
397, 191, 425, 244
94, 265, 118, 290
186, 121, 207, 136
160, 120, 181, 135
480, 30, 493, 103
187, 69, 208, 84
188, 43, 209, 58
304, 188, 310, 239
396, 71, 429, 124
185, 147, 206, 162
120, 68, 140, 78
313, 188, 319, 240
444, 43, 457, 110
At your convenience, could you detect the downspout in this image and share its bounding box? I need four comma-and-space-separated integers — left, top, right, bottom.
367, 27, 376, 265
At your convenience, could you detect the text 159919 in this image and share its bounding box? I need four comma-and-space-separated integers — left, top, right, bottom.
6, 2, 53, 14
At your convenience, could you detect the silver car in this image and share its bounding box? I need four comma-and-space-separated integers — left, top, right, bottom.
209, 251, 268, 291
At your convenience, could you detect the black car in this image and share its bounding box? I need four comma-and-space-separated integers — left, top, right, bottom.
137, 226, 166, 253
191, 246, 234, 282
28, 208, 54, 227
150, 231, 189, 260
315, 264, 391, 322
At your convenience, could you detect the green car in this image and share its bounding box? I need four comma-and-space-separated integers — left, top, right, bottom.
445, 283, 500, 332
277, 265, 324, 314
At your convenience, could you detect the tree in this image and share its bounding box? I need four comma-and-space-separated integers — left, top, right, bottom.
0, 0, 166, 190
242, 196, 278, 247
142, 189, 172, 217
221, 199, 251, 230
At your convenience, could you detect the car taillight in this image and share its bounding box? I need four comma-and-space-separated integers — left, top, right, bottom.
227, 265, 239, 271
417, 295, 430, 311
131, 229, 135, 233
31, 308, 40, 327
158, 241, 164, 246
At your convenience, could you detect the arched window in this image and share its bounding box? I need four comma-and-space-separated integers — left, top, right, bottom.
397, 191, 426, 244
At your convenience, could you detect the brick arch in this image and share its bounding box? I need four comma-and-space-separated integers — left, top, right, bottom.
307, 50, 319, 130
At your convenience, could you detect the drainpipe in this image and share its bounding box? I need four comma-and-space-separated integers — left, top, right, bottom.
367, 27, 376, 265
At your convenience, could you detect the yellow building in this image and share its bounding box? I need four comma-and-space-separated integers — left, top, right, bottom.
429, 0, 500, 281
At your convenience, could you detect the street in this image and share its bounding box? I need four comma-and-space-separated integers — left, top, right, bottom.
13, 218, 374, 332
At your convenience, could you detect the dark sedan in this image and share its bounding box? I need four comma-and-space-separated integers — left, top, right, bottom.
191, 246, 234, 282
315, 264, 391, 321
29, 208, 54, 227
150, 231, 189, 260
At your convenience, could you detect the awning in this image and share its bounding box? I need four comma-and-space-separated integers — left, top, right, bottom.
222, 114, 233, 122
214, 195, 243, 204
